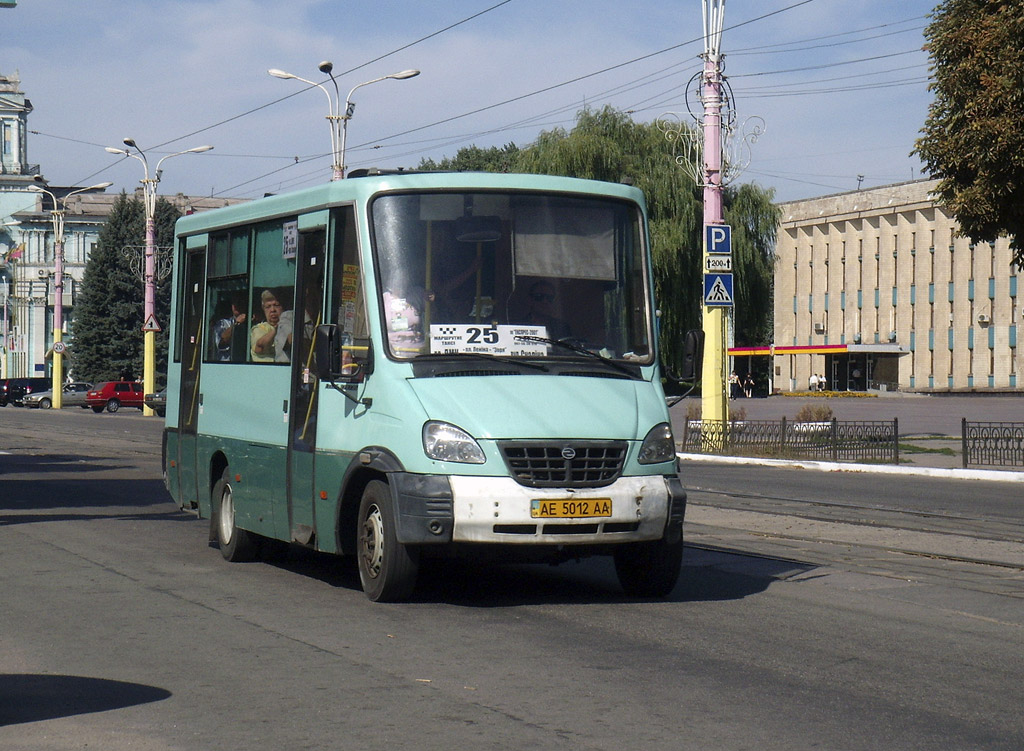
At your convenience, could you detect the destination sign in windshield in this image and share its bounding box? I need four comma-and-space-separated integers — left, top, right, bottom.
429, 324, 551, 356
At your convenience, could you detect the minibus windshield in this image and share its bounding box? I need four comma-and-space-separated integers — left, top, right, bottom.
372, 191, 653, 364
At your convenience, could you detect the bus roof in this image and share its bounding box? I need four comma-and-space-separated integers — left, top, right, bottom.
175, 171, 647, 237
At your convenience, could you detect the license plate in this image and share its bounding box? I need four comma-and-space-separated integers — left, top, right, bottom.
530, 498, 612, 519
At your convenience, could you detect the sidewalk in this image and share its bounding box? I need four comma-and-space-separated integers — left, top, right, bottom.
668, 391, 1024, 480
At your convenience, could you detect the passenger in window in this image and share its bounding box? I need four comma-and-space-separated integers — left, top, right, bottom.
274, 304, 294, 363
382, 277, 426, 355
251, 288, 288, 362
524, 280, 571, 339
212, 293, 248, 362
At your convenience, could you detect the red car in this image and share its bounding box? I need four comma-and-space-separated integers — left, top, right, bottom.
86, 381, 145, 413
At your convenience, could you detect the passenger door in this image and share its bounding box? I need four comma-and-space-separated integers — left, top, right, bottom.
286, 227, 326, 545
176, 247, 206, 511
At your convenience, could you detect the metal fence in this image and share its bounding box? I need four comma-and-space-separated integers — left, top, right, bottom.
680, 417, 900, 464
962, 420, 1024, 468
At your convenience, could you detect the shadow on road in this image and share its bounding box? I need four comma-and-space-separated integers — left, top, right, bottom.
0, 674, 171, 726
246, 541, 812, 607
0, 478, 173, 514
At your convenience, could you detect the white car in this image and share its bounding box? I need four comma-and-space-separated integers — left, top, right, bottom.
22, 382, 94, 409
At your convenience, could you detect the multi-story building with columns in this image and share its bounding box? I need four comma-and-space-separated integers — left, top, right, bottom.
1, 69, 242, 379
773, 179, 1021, 393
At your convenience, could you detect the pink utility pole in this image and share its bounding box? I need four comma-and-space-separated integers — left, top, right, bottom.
699, 0, 730, 433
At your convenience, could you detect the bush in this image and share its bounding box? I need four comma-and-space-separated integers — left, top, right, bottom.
795, 404, 833, 422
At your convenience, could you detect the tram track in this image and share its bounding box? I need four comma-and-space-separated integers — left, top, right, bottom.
683, 484, 1024, 578
685, 486, 1024, 546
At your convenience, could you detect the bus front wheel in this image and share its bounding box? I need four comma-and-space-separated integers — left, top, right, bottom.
613, 538, 683, 598
213, 468, 257, 562
357, 480, 419, 602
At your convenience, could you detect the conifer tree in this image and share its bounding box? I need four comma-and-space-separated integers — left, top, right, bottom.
72, 192, 180, 384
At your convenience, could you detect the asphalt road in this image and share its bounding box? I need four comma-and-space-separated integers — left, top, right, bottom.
1, 407, 1022, 750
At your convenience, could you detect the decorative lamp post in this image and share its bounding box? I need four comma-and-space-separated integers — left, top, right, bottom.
28, 182, 113, 408
657, 0, 763, 447
269, 63, 419, 179
104, 140, 213, 415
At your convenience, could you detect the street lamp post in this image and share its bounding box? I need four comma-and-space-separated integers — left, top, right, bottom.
28, 182, 113, 408
269, 63, 419, 179
104, 140, 213, 415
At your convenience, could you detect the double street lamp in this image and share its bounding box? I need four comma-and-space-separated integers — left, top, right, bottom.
268, 62, 419, 179
28, 181, 113, 408
104, 139, 213, 415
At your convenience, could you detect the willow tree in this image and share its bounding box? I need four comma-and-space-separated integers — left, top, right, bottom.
72, 192, 180, 384
419, 106, 777, 370
515, 106, 777, 371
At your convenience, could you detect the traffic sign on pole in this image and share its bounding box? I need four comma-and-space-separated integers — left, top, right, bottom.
705, 224, 732, 254
704, 273, 734, 307
142, 314, 162, 333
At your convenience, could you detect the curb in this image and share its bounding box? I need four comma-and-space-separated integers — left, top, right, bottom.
676, 452, 1024, 483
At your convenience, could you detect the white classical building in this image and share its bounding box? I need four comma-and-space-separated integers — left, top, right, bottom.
1, 70, 242, 379
773, 179, 1021, 393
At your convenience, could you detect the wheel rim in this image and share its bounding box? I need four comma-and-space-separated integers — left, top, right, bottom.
40, 399, 51, 409
218, 483, 234, 544
360, 504, 385, 580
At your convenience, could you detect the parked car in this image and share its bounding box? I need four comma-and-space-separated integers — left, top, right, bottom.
22, 382, 94, 409
0, 377, 52, 407
144, 389, 167, 417
86, 381, 145, 413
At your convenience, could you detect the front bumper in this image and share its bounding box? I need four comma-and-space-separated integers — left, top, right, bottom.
391, 471, 684, 546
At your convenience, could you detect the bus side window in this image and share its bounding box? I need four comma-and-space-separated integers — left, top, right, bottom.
206, 285, 249, 363
249, 220, 297, 364
205, 230, 251, 364
330, 206, 370, 371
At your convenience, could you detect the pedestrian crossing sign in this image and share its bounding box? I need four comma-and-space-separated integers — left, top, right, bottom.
703, 273, 734, 307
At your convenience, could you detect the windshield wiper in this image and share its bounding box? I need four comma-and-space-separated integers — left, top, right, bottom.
513, 335, 639, 378
415, 350, 549, 372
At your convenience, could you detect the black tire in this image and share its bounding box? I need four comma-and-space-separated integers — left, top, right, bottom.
213, 468, 257, 562
357, 480, 419, 602
613, 538, 683, 598
105, 398, 120, 413
91, 405, 104, 413
39, 398, 52, 409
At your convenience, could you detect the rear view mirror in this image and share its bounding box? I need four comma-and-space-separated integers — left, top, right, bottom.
678, 329, 704, 381
314, 324, 341, 378
315, 324, 372, 383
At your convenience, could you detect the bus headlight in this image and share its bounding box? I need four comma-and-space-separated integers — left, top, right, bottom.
638, 423, 676, 464
422, 421, 486, 464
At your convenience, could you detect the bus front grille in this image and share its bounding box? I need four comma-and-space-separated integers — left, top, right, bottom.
498, 441, 628, 488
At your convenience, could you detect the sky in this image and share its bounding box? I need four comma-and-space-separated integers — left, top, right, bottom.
1, 0, 938, 204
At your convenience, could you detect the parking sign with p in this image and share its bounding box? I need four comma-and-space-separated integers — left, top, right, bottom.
705, 224, 732, 254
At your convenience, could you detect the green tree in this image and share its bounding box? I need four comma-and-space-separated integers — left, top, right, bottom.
516, 106, 778, 370
419, 143, 521, 172
415, 106, 778, 370
72, 192, 180, 384
915, 0, 1024, 267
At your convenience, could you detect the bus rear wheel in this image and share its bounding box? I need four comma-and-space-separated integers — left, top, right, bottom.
613, 538, 683, 598
213, 468, 257, 562
357, 480, 419, 602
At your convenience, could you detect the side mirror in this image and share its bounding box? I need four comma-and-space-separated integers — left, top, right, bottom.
314, 324, 370, 382
314, 324, 341, 378
678, 329, 704, 381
